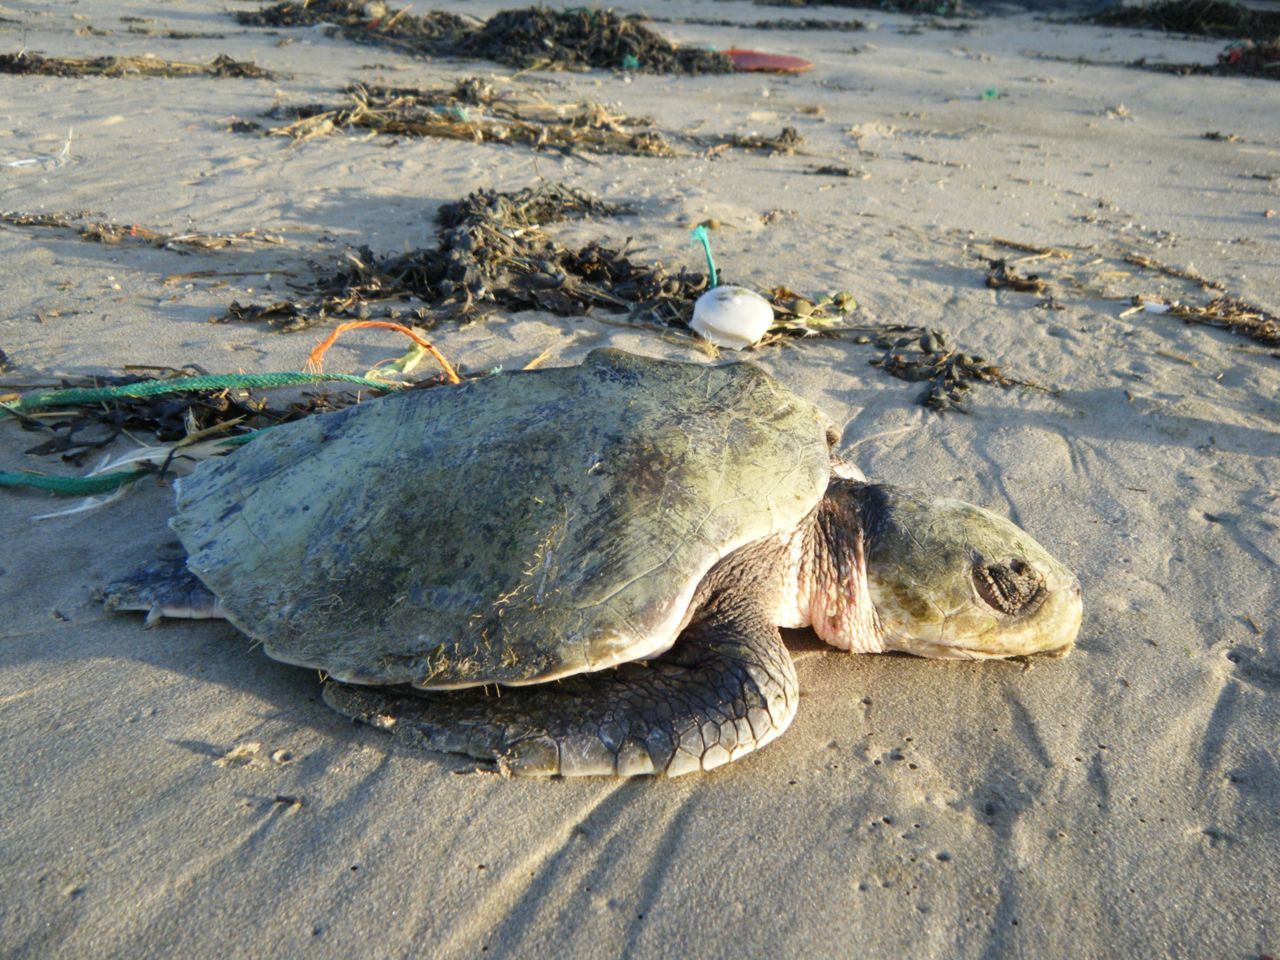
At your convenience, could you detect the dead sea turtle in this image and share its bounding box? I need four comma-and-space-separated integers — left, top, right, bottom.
103, 349, 1082, 777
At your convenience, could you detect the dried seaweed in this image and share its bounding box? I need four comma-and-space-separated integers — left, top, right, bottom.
1140, 297, 1280, 348
753, 0, 965, 15
260, 81, 675, 157
807, 163, 866, 177
0, 211, 283, 251
237, 0, 468, 49
0, 51, 276, 79
652, 16, 866, 31
1135, 38, 1280, 78
236, 2, 732, 74
865, 328, 1049, 412
1085, 0, 1280, 42
216, 183, 709, 331
458, 8, 733, 74
985, 258, 1049, 295
1124, 252, 1225, 291
706, 127, 804, 157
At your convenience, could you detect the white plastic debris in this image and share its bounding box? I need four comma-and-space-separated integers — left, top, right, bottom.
690, 285, 774, 349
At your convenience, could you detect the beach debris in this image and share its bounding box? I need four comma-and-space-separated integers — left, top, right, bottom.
1123, 252, 1225, 291
723, 49, 815, 73
754, 0, 966, 14
685, 224, 774, 349
708, 126, 804, 157
652, 16, 866, 32
0, 51, 276, 79
1123, 296, 1280, 348
459, 7, 732, 73
235, 0, 468, 47
1084, 0, 1280, 42
0, 211, 283, 252
236, 2, 733, 74
1, 129, 73, 170
1, 370, 406, 470
255, 80, 792, 159
1133, 38, 1280, 80
866, 328, 1050, 412
217, 182, 709, 331
989, 237, 1072, 260
985, 258, 1049, 295
691, 286, 777, 348
808, 164, 866, 177
259, 80, 675, 157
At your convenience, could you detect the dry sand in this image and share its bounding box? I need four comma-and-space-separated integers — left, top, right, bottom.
2, 1, 1278, 957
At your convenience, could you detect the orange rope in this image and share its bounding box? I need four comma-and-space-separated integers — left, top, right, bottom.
306, 321, 461, 384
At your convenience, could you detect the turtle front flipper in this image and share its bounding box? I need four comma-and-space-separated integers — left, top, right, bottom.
98, 557, 226, 627
322, 605, 799, 777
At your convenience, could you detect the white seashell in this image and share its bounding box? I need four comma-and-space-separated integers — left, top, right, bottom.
690, 286, 774, 350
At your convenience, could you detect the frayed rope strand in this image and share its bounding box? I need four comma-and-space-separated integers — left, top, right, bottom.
0, 469, 151, 495
306, 321, 461, 384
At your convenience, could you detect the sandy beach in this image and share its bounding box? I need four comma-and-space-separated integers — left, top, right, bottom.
1, 1, 1278, 957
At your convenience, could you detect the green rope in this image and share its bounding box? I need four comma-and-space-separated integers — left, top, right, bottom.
1, 372, 396, 417
690, 225, 718, 289
2, 372, 399, 498
0, 468, 152, 495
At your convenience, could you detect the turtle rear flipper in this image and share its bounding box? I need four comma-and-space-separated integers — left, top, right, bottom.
98, 557, 226, 627
323, 602, 799, 777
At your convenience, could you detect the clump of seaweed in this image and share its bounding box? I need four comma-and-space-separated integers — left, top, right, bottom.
865, 328, 1049, 412
259, 80, 675, 157
0, 51, 276, 79
653, 16, 866, 31
707, 126, 804, 157
236, 0, 468, 51
0, 211, 283, 251
1136, 38, 1280, 79
457, 7, 732, 73
1125, 296, 1280, 348
1085, 0, 1280, 42
753, 0, 966, 16
218, 183, 710, 332
985, 258, 1049, 295
235, 2, 732, 74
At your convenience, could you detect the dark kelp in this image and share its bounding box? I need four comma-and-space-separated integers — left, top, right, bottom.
1085, 0, 1280, 42
259, 81, 675, 157
753, 0, 966, 16
218, 183, 709, 332
236, 2, 733, 74
1138, 39, 1280, 79
865, 328, 1050, 412
650, 16, 866, 32
0, 52, 276, 79
457, 8, 732, 73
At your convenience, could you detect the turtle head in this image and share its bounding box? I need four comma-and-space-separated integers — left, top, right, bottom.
847, 482, 1082, 659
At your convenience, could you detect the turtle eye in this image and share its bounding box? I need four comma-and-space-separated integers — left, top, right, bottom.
973, 557, 1046, 616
